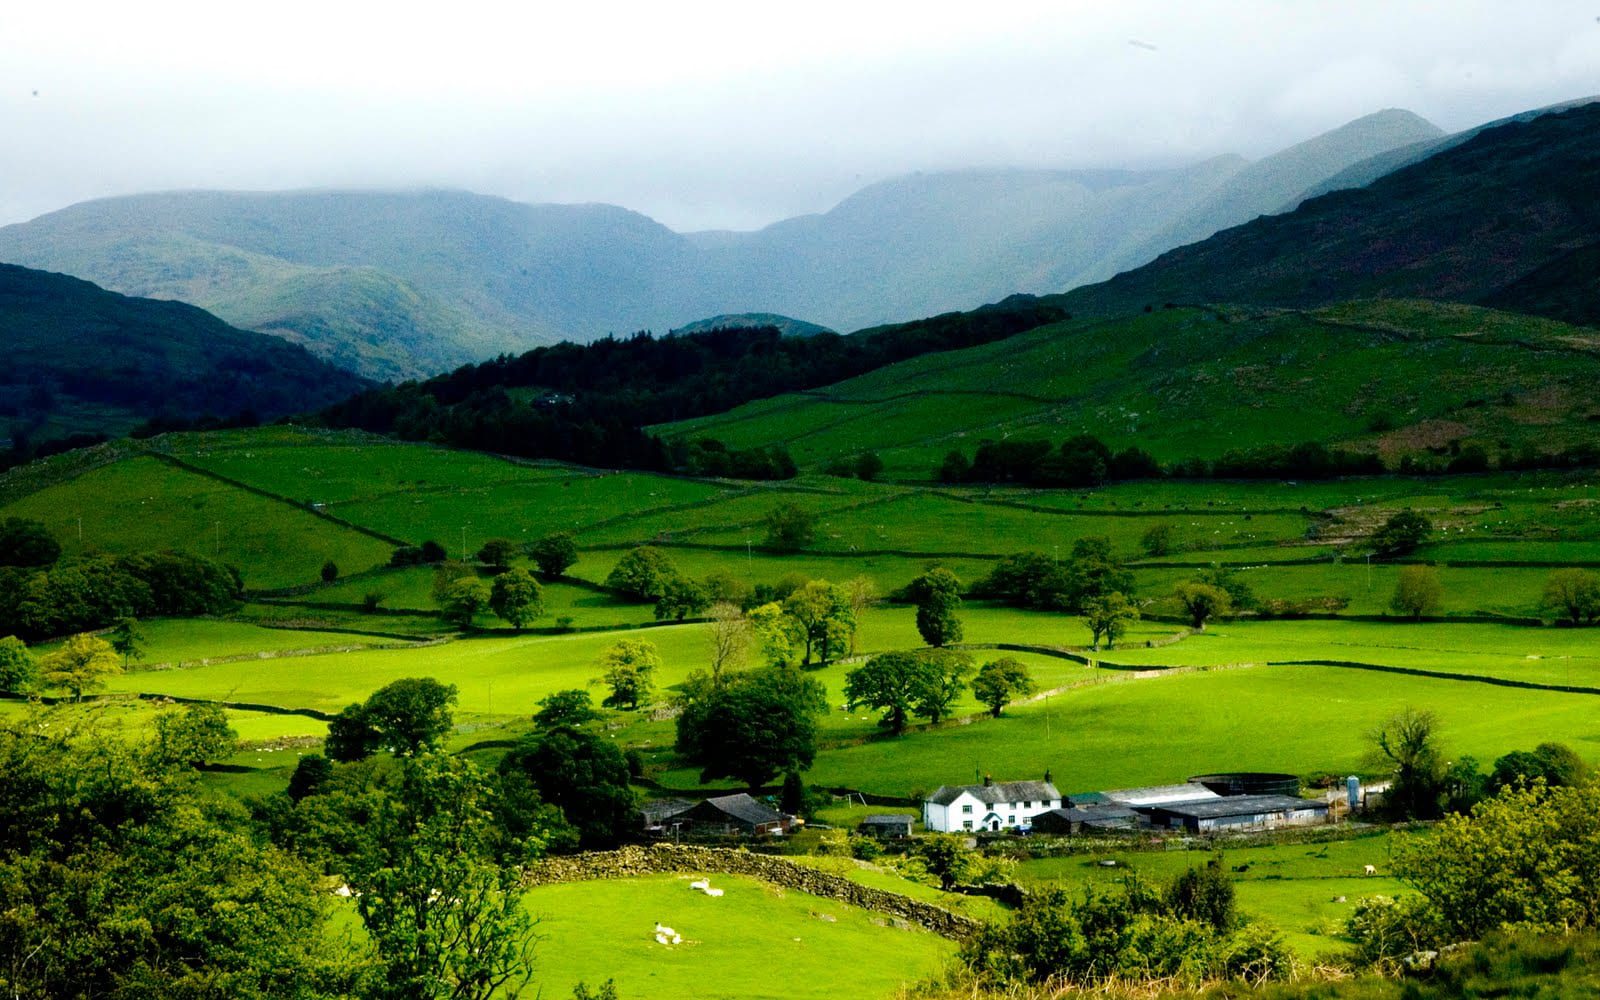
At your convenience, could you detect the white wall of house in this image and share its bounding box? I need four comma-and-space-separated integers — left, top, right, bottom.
924, 790, 1061, 833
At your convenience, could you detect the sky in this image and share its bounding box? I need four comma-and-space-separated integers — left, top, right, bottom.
2, 1, 1598, 232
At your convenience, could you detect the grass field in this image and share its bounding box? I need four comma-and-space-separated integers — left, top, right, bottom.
1010, 831, 1406, 957
522, 874, 954, 1000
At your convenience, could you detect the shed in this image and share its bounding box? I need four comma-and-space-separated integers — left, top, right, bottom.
1148, 795, 1330, 833
857, 814, 915, 839
1029, 803, 1140, 835
639, 798, 695, 832
678, 793, 792, 836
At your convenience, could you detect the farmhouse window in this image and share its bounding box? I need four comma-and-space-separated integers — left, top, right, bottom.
962, 804, 973, 814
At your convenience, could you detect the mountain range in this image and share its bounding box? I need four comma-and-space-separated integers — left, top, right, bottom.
0, 110, 1444, 381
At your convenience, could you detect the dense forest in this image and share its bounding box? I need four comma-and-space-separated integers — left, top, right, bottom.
317, 297, 1067, 471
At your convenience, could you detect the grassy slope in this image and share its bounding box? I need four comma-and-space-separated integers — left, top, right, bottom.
523, 875, 953, 1000
661, 301, 1600, 478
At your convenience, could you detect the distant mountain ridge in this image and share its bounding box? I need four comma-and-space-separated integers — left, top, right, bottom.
0, 108, 1444, 380
0, 263, 369, 444
1051, 101, 1600, 328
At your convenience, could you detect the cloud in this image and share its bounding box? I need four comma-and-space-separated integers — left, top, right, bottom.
1, 1, 1596, 230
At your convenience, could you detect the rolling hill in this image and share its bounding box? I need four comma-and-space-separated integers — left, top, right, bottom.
1053, 101, 1600, 328
0, 263, 369, 446
0, 109, 1439, 378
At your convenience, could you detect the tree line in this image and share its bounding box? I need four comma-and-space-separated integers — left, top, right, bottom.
316, 299, 1066, 474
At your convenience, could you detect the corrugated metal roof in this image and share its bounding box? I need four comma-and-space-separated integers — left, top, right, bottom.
1103, 784, 1222, 806
1152, 795, 1329, 820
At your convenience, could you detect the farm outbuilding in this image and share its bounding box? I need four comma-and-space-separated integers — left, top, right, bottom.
678, 793, 793, 836
1029, 803, 1140, 834
858, 814, 915, 839
1147, 795, 1330, 833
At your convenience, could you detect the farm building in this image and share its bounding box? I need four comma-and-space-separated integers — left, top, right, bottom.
858, 814, 915, 839
923, 777, 1061, 833
1147, 794, 1330, 833
1100, 784, 1223, 809
1029, 802, 1141, 834
639, 798, 696, 833
677, 793, 793, 837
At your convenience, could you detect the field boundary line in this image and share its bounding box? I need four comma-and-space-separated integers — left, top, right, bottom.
141, 448, 411, 548
1270, 658, 1600, 696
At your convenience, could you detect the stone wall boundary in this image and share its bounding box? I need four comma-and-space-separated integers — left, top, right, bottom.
523, 844, 980, 939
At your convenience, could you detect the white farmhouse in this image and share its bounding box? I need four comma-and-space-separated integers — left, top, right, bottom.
923, 777, 1062, 833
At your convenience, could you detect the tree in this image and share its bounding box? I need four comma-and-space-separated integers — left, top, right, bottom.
1174, 582, 1232, 630
1369, 707, 1447, 819
1140, 523, 1175, 557
938, 450, 971, 483
676, 667, 827, 789
534, 689, 601, 730
321, 559, 339, 583
0, 717, 338, 998
1390, 565, 1442, 620
596, 639, 659, 710
907, 567, 964, 648
844, 575, 877, 654
440, 576, 491, 628
604, 546, 679, 601
748, 601, 802, 668
431, 559, 477, 603
344, 753, 541, 999
37, 633, 121, 700
1166, 858, 1236, 931
1084, 592, 1139, 650
972, 657, 1036, 718
476, 538, 518, 573
324, 702, 384, 762
0, 517, 59, 567
845, 651, 933, 734
323, 678, 459, 762
0, 636, 36, 694
150, 702, 238, 768
287, 752, 333, 802
109, 615, 146, 668
500, 727, 635, 848
490, 567, 544, 628
1371, 509, 1433, 559
1542, 568, 1600, 626
855, 452, 885, 481
1064, 537, 1135, 613
912, 649, 973, 724
653, 575, 708, 621
918, 834, 974, 890
527, 531, 578, 579
705, 601, 751, 685
763, 502, 817, 552
781, 581, 855, 666
1489, 741, 1588, 792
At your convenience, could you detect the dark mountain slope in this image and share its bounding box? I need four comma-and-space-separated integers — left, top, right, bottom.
0, 263, 369, 444
1055, 103, 1600, 327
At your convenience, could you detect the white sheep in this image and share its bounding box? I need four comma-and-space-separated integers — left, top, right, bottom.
654, 922, 682, 945
1363, 865, 1377, 876
689, 879, 710, 891
704, 887, 724, 898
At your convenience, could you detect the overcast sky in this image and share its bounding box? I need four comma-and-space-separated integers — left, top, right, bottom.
2, 1, 1597, 232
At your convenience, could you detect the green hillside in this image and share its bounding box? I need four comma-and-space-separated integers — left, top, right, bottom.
661, 300, 1600, 479
1055, 102, 1600, 328
0, 263, 369, 446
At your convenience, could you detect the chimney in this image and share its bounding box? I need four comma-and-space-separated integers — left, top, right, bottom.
982, 774, 993, 787
1044, 768, 1053, 785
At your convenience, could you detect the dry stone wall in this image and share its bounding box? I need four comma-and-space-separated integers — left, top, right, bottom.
524, 844, 980, 939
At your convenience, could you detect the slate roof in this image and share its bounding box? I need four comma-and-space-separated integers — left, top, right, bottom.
927, 780, 1060, 806
639, 798, 695, 824
693, 793, 785, 827
861, 814, 914, 827
1151, 795, 1329, 820
1036, 803, 1140, 824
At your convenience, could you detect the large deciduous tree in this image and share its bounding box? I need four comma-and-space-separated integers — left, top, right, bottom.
1084, 592, 1139, 650
490, 567, 544, 628
439, 576, 491, 628
907, 567, 964, 648
1369, 707, 1448, 820
845, 651, 933, 735
525, 531, 578, 580
1370, 509, 1433, 559
1174, 582, 1231, 630
595, 639, 659, 710
1542, 568, 1600, 626
972, 656, 1036, 718
604, 546, 680, 602
326, 677, 459, 762
499, 727, 635, 848
37, 633, 121, 700
1390, 565, 1442, 620
763, 502, 817, 552
781, 580, 855, 667
676, 667, 827, 789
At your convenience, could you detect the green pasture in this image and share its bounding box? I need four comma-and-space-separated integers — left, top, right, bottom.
805, 661, 1600, 797
1011, 832, 1405, 957
330, 472, 731, 552
34, 618, 391, 666
0, 454, 396, 589
523, 874, 953, 1000
1138, 561, 1557, 617
304, 567, 658, 628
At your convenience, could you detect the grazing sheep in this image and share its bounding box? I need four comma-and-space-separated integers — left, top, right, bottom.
704, 887, 724, 897
1364, 864, 1377, 876
689, 879, 710, 891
